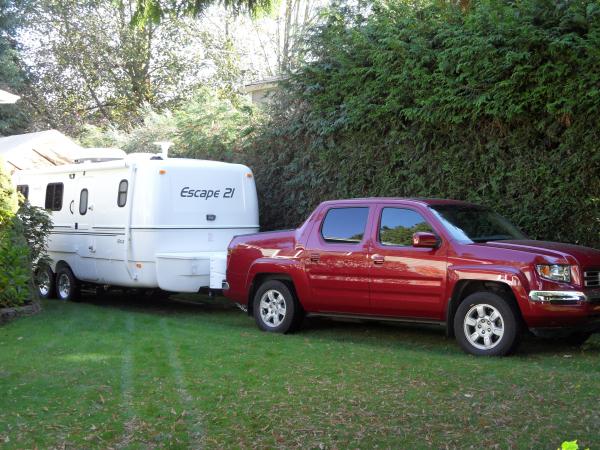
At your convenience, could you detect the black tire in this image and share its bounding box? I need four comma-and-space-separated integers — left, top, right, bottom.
253, 280, 301, 333
454, 292, 521, 356
55, 266, 81, 302
564, 332, 592, 347
35, 265, 56, 299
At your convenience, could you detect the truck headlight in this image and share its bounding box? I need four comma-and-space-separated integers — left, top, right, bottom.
535, 264, 571, 283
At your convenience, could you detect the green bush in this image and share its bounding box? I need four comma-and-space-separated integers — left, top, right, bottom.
0, 162, 50, 308
17, 201, 52, 271
244, 0, 600, 248
0, 222, 31, 308
0, 158, 17, 226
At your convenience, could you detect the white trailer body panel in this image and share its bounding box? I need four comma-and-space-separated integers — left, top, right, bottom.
13, 156, 259, 292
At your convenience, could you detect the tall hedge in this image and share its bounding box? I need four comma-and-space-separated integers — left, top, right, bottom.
245, 0, 600, 248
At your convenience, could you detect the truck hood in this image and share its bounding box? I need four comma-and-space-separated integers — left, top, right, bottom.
483, 240, 600, 266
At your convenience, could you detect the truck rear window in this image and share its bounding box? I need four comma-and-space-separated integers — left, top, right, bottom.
321, 207, 369, 244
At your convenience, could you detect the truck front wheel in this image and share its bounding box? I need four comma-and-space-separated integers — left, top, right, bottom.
454, 292, 521, 356
253, 280, 300, 334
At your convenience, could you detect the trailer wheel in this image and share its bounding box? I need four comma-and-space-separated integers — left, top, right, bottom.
56, 266, 81, 302
36, 265, 56, 299
253, 280, 300, 334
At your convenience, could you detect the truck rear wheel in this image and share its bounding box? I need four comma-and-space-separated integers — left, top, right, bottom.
454, 292, 521, 356
56, 266, 81, 302
253, 280, 300, 334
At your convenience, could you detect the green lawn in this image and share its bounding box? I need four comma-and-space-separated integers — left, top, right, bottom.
1, 294, 599, 449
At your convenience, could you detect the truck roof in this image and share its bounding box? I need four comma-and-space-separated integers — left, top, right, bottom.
319, 197, 481, 208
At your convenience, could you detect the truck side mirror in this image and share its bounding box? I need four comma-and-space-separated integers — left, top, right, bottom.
412, 231, 439, 248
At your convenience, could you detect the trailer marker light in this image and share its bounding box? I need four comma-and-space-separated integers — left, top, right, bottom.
136, 263, 143, 268
159, 169, 167, 175
246, 172, 253, 178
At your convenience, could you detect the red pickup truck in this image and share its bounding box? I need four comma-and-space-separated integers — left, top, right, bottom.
224, 198, 600, 356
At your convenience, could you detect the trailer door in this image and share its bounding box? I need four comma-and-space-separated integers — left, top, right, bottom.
74, 177, 98, 282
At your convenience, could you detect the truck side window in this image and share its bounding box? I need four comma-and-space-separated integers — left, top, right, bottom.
79, 189, 88, 215
321, 207, 369, 244
117, 180, 128, 207
379, 208, 434, 247
16, 185, 29, 200
45, 183, 64, 211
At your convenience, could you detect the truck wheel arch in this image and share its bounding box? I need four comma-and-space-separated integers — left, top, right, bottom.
446, 280, 526, 338
248, 273, 301, 317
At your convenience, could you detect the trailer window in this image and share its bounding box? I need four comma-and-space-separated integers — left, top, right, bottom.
45, 183, 63, 211
79, 189, 88, 215
321, 207, 369, 244
117, 180, 128, 207
16, 185, 29, 200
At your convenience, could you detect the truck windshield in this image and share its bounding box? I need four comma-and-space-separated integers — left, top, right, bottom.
429, 205, 527, 243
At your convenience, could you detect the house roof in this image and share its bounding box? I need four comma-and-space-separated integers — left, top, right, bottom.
0, 89, 20, 104
243, 76, 283, 93
0, 130, 117, 174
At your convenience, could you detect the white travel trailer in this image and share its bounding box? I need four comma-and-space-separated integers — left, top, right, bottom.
12, 152, 259, 300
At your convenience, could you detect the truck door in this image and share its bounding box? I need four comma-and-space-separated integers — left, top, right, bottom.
368, 204, 447, 320
303, 205, 373, 314
73, 178, 98, 282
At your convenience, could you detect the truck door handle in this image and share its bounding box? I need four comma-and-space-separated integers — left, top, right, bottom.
310, 253, 320, 262
372, 254, 385, 265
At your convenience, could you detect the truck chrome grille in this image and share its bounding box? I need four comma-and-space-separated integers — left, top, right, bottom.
584, 270, 600, 287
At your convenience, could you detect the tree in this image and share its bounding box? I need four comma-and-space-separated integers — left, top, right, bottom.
16, 0, 223, 133
80, 88, 260, 160
0, 0, 32, 136
132, 0, 273, 25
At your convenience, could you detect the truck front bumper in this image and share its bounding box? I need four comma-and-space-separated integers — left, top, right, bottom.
524, 289, 600, 329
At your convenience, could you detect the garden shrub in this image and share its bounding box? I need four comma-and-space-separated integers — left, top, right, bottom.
0, 222, 32, 308
0, 162, 50, 308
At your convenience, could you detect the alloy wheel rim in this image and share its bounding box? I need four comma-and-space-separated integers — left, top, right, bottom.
38, 270, 50, 296
463, 303, 504, 350
259, 289, 287, 328
58, 274, 71, 299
